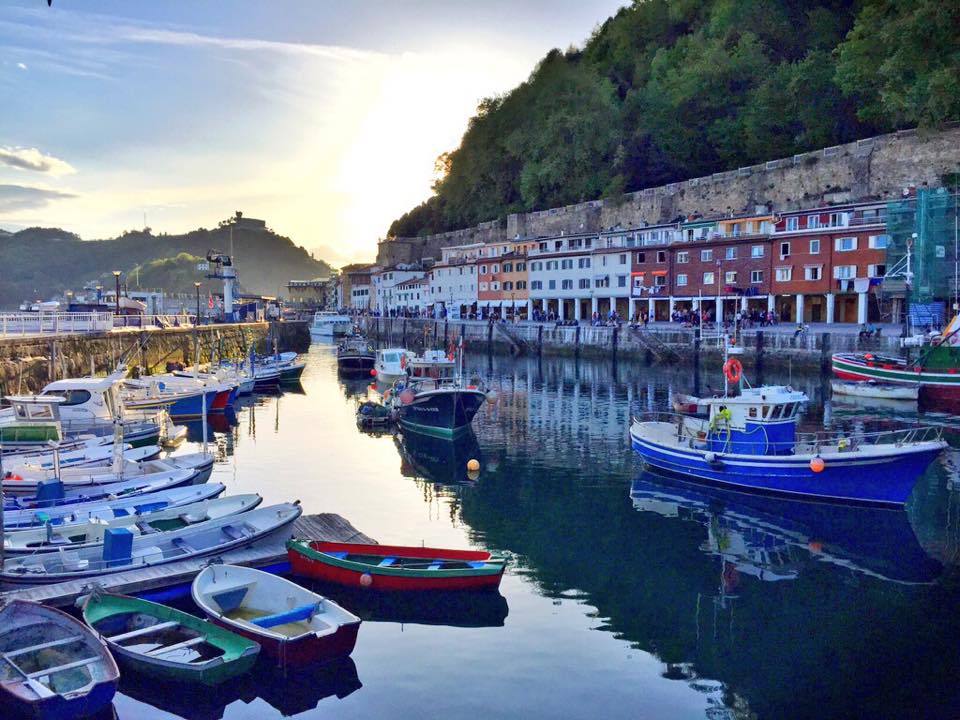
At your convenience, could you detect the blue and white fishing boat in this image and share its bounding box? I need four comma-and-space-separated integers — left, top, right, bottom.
630, 381, 945, 505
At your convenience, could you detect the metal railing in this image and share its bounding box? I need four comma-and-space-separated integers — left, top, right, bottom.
112, 314, 197, 329
0, 312, 115, 337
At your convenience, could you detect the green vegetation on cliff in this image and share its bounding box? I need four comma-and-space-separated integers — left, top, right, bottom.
389, 0, 960, 238
0, 222, 333, 307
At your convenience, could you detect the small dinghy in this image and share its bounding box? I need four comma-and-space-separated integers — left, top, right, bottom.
192, 564, 361, 666
0, 600, 119, 720
830, 380, 919, 401
2, 483, 226, 531
672, 392, 710, 418
287, 541, 506, 592
356, 401, 393, 429
81, 593, 259, 685
2, 503, 302, 584
3, 443, 158, 474
3, 469, 197, 512
3, 494, 262, 554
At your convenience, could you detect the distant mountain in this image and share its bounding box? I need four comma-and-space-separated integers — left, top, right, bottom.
0, 221, 334, 307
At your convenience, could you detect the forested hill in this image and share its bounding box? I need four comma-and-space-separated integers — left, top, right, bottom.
389, 0, 960, 238
0, 224, 333, 306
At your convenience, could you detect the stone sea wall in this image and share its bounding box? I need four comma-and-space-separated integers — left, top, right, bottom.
378, 125, 960, 267
0, 321, 310, 396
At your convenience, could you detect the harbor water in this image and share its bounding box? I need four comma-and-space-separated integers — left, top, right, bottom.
107, 345, 960, 720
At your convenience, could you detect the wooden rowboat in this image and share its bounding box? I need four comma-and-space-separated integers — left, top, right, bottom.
0, 600, 119, 720
287, 540, 506, 592
830, 379, 919, 401
81, 593, 259, 686
192, 564, 361, 666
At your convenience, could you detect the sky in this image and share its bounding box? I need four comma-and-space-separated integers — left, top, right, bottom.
0, 0, 625, 267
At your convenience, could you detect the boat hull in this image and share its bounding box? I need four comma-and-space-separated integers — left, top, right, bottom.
396, 389, 486, 438
832, 353, 960, 402
630, 424, 943, 506
288, 541, 505, 592
209, 615, 359, 665
338, 354, 375, 372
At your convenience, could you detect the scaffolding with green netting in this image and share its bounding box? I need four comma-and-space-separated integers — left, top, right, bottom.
885, 188, 960, 326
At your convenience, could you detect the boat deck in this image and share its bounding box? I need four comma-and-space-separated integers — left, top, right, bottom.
0, 513, 375, 608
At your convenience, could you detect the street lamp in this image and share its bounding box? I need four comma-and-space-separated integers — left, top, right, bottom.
112, 271, 121, 315
194, 282, 202, 324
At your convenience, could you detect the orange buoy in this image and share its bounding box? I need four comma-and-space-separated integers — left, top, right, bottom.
810, 457, 825, 473
370, 368, 377, 377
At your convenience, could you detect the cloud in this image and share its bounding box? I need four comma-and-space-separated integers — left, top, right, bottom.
16, 62, 26, 70
0, 185, 76, 213
0, 147, 76, 177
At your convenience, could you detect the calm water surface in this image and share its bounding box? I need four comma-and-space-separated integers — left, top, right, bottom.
107, 345, 960, 720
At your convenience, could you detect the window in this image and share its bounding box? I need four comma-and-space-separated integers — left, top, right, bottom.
54, 389, 92, 407
751, 270, 763, 284
548, 279, 556, 290
561, 259, 573, 270
835, 237, 858, 252
833, 265, 856, 279
808, 215, 822, 229
703, 271, 715, 285
479, 282, 489, 291
657, 250, 666, 263
619, 254, 627, 265
539, 242, 547, 252
636, 252, 646, 263
517, 281, 527, 289
595, 276, 610, 289
786, 217, 799, 231
547, 260, 558, 270
654, 275, 667, 287
803, 265, 822, 281
617, 275, 627, 288
503, 281, 513, 291
829, 212, 848, 227
491, 282, 500, 291
531, 261, 542, 271
480, 265, 487, 274
730, 223, 742, 236
503, 262, 513, 272
779, 242, 790, 258
517, 262, 526, 271
809, 239, 820, 255
578, 278, 590, 289
724, 271, 737, 284
751, 245, 764, 258
676, 273, 688, 287
868, 264, 886, 278
676, 251, 689, 264
775, 266, 793, 282
578, 258, 591, 268
561, 279, 573, 290
869, 234, 889, 249
701, 249, 713, 262
725, 247, 737, 260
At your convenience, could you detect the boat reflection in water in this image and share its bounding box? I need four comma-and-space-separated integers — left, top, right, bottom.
630, 471, 942, 585
395, 429, 482, 485
118, 654, 361, 720
183, 407, 239, 440
302, 581, 509, 629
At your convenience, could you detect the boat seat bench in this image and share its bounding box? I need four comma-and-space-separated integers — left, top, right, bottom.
107, 620, 179, 642
378, 558, 395, 567
26, 656, 101, 679
146, 636, 205, 656
3, 635, 84, 659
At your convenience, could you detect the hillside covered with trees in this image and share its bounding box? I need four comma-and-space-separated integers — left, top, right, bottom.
0, 221, 333, 307
389, 0, 960, 238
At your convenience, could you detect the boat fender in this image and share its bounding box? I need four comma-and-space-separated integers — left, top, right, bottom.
360, 573, 373, 588
810, 457, 825, 473
704, 452, 722, 467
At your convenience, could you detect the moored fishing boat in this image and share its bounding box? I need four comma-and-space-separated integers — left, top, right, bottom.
337, 336, 375, 373
630, 381, 946, 506
81, 593, 260, 685
287, 540, 506, 591
192, 564, 361, 665
830, 379, 919, 401
1, 482, 225, 530
1, 502, 302, 584
391, 377, 487, 438
310, 310, 352, 340
0, 600, 119, 720
3, 494, 262, 553
373, 348, 410, 381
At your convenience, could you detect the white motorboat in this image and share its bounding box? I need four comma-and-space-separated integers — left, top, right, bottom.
3, 494, 262, 553
2, 503, 303, 584
374, 348, 410, 380
310, 311, 352, 340
830, 380, 919, 401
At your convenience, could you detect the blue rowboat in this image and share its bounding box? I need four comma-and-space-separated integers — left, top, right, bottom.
630, 385, 945, 506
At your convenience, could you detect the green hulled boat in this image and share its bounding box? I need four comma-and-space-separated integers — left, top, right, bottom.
81, 593, 260, 685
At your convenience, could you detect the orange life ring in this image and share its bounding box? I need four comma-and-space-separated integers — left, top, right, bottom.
723, 358, 743, 383
399, 354, 407, 370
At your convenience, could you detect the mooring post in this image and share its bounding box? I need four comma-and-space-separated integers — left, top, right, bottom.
537, 324, 543, 355
49, 340, 56, 381
756, 330, 764, 376
612, 324, 619, 358
820, 331, 831, 373
487, 320, 493, 351
444, 320, 449, 346
575, 323, 581, 358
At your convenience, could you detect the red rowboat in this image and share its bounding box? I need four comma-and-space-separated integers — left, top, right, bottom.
287, 540, 506, 592
191, 564, 360, 666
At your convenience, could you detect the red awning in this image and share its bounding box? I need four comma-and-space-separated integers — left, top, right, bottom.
651, 270, 668, 276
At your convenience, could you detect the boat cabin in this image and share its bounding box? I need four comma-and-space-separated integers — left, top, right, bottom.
0, 395, 66, 445
40, 377, 122, 423
375, 348, 409, 376
407, 350, 455, 380
703, 386, 807, 456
